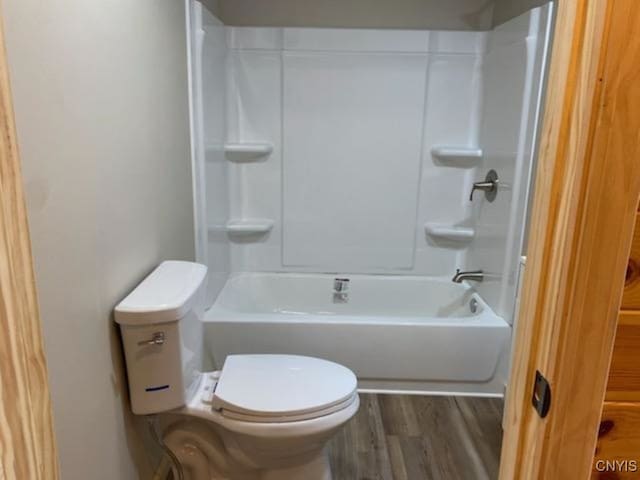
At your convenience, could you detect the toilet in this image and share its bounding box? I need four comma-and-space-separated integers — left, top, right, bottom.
115, 261, 359, 480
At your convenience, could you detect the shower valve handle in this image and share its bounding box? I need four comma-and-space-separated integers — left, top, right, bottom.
470, 169, 499, 202
469, 181, 496, 200
138, 332, 165, 346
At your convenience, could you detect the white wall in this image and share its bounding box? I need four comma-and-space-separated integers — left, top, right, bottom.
217, 0, 495, 30
189, 2, 231, 306
3, 1, 194, 479
467, 4, 553, 324
224, 27, 485, 275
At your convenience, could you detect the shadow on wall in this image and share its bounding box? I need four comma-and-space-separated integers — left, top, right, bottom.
203, 0, 548, 31
462, 0, 496, 28
213, 0, 495, 30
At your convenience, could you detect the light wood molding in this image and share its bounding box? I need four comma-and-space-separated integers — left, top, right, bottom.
616, 311, 640, 327
606, 311, 640, 402
593, 402, 640, 479
621, 213, 640, 309
500, 0, 640, 478
0, 9, 59, 480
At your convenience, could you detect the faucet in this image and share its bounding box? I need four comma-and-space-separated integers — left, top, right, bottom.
333, 278, 350, 303
333, 278, 350, 293
452, 269, 484, 283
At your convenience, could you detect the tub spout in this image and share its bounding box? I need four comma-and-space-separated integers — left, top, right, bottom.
452, 269, 484, 283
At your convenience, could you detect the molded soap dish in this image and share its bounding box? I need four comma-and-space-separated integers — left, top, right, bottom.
224, 143, 273, 161
424, 223, 475, 242
225, 219, 274, 236
431, 146, 483, 167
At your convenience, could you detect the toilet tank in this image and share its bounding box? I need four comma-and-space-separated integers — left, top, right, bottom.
115, 261, 207, 415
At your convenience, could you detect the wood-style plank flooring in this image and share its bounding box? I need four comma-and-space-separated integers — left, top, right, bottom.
328, 394, 503, 480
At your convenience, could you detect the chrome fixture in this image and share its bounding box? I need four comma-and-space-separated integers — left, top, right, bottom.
452, 269, 484, 283
333, 278, 350, 303
469, 297, 479, 313
137, 331, 165, 346
333, 278, 350, 292
470, 169, 499, 202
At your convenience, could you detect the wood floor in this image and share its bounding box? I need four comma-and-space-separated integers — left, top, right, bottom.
328, 394, 503, 480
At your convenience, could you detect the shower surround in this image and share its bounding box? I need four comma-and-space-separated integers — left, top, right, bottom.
189, 3, 553, 395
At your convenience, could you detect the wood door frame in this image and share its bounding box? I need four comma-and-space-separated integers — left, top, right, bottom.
0, 10, 59, 480
500, 0, 640, 478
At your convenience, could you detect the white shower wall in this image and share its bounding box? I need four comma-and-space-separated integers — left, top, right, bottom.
189, 3, 231, 306
225, 27, 486, 275
191, 3, 553, 322
189, 2, 554, 395
467, 4, 553, 325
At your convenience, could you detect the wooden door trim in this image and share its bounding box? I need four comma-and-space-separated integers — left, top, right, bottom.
0, 10, 59, 480
500, 0, 640, 478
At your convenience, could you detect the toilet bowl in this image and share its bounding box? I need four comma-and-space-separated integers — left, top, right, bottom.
114, 261, 359, 480
163, 355, 359, 480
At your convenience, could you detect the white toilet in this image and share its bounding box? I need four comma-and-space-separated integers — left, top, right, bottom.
115, 261, 359, 480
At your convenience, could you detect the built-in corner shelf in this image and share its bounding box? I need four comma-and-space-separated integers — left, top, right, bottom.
224, 219, 274, 236
431, 146, 483, 167
224, 143, 273, 162
425, 223, 475, 242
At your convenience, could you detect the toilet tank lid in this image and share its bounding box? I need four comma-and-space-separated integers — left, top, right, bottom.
114, 261, 207, 325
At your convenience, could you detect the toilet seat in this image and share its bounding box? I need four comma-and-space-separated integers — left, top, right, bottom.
212, 354, 358, 423
218, 392, 359, 423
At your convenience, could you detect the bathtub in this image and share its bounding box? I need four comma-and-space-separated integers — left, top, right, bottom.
204, 273, 511, 396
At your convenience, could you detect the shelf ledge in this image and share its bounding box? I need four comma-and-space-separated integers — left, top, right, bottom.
224, 219, 274, 236
224, 143, 273, 161
425, 223, 475, 242
431, 146, 483, 167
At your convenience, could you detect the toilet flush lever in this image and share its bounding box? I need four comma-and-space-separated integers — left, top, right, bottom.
138, 332, 165, 346
470, 169, 499, 202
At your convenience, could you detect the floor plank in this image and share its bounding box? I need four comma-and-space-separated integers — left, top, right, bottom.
386, 435, 409, 480
328, 394, 503, 480
453, 397, 503, 479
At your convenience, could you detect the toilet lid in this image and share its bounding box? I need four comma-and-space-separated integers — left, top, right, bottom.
212, 354, 357, 420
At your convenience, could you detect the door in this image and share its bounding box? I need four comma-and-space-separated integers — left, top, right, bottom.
500, 0, 640, 478
0, 10, 59, 480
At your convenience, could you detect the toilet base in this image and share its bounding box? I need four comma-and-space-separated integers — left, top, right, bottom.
160, 391, 360, 480
260, 450, 331, 480
167, 449, 332, 480
164, 420, 335, 480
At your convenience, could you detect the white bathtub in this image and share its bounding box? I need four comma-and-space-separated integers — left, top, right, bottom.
204, 273, 511, 396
